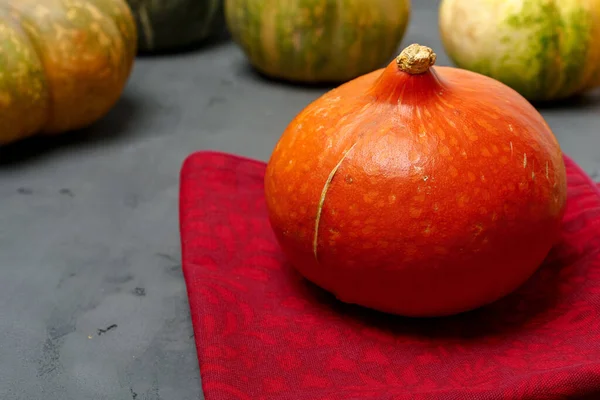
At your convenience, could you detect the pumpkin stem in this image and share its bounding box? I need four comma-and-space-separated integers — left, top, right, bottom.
396, 44, 436, 75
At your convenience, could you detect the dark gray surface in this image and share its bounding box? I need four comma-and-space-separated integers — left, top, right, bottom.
1, 2, 599, 399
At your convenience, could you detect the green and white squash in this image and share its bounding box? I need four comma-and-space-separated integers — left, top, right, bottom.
439, 0, 600, 102
224, 0, 411, 83
126, 0, 225, 52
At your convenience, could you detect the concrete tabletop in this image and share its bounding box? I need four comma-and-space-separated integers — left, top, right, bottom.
1, 2, 599, 399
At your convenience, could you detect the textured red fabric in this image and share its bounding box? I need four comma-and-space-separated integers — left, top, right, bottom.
179, 150, 600, 400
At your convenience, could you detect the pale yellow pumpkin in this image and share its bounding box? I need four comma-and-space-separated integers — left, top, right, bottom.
439, 0, 600, 101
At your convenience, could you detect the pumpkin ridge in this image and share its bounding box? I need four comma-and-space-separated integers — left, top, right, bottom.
558, 3, 595, 97
0, 7, 49, 143
313, 139, 360, 261
135, 3, 154, 50
10, 8, 53, 134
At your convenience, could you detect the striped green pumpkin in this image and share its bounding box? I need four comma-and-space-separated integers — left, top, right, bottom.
126, 0, 225, 52
439, 0, 600, 102
225, 0, 411, 83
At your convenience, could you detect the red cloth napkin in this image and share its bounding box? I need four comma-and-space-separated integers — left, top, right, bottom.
179, 150, 600, 400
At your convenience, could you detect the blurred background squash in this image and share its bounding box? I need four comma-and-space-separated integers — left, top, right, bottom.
439, 0, 600, 102
127, 0, 225, 53
225, 0, 411, 84
0, 0, 137, 146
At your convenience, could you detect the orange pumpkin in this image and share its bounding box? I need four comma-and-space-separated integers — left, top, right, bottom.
264, 44, 568, 317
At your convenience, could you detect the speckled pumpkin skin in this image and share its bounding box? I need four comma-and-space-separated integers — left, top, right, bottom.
0, 0, 137, 145
264, 54, 568, 317
225, 0, 411, 83
439, 0, 600, 102
126, 0, 224, 52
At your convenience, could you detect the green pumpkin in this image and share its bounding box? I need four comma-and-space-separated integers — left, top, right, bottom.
126, 0, 225, 52
225, 0, 411, 83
